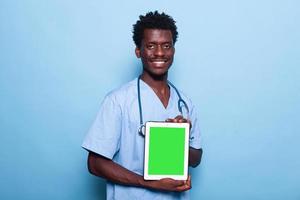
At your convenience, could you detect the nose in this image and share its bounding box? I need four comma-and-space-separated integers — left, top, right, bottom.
154, 45, 164, 57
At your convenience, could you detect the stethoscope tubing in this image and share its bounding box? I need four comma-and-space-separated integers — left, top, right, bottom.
137, 76, 189, 136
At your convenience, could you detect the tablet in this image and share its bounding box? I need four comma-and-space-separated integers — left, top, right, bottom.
144, 121, 190, 180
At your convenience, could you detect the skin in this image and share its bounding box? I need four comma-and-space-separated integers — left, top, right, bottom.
87, 29, 202, 192
135, 29, 175, 108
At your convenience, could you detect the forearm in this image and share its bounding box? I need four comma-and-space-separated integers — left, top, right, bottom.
188, 147, 202, 167
87, 152, 190, 192
88, 152, 148, 188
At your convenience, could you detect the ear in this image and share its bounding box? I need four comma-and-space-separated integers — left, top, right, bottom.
135, 47, 141, 58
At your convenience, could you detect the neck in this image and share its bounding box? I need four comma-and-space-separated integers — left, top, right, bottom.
140, 71, 170, 108
140, 72, 168, 91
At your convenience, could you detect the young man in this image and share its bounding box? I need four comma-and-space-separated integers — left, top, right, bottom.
82, 11, 202, 199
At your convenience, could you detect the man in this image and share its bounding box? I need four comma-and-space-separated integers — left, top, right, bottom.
82, 11, 202, 199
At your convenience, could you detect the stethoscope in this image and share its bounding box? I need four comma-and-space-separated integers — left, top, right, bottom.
137, 75, 189, 136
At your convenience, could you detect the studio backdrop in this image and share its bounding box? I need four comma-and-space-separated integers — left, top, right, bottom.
0, 0, 299, 199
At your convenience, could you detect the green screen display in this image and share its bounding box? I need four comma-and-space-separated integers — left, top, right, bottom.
148, 127, 186, 175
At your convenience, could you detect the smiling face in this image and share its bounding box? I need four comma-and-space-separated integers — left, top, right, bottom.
135, 29, 175, 79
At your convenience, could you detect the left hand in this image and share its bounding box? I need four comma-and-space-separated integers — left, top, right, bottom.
165, 115, 192, 129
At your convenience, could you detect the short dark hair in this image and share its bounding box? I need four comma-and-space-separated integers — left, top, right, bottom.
132, 11, 178, 48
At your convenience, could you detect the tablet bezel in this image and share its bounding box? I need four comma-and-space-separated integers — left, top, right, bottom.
144, 121, 190, 180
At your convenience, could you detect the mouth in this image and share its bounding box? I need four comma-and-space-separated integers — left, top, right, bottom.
150, 59, 168, 64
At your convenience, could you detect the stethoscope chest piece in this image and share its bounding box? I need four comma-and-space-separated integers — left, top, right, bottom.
138, 124, 145, 136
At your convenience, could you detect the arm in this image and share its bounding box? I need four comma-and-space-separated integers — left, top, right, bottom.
87, 151, 191, 192
189, 147, 202, 167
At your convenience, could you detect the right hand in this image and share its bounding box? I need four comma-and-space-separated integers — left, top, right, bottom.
149, 175, 191, 192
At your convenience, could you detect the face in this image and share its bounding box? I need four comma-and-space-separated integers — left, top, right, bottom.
135, 29, 175, 78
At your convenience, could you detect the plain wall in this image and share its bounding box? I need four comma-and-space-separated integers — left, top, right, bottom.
0, 0, 299, 199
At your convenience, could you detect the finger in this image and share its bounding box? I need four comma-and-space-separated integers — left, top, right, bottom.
165, 118, 173, 122
187, 175, 191, 187
175, 183, 191, 192
160, 178, 185, 187
178, 118, 188, 123
166, 115, 190, 123
174, 115, 183, 123
183, 175, 189, 185
183, 175, 188, 184
175, 115, 183, 120
175, 180, 186, 186
175, 115, 191, 123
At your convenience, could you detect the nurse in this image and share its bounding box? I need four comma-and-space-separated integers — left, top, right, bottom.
82, 11, 202, 200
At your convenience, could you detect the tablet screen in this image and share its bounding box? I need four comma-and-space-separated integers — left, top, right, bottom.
144, 122, 190, 180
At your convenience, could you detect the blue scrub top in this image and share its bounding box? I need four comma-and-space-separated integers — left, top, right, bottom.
82, 78, 201, 200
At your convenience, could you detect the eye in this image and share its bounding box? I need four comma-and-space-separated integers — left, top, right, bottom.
163, 44, 172, 49
147, 44, 155, 49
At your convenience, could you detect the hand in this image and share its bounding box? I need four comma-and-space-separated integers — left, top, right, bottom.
149, 175, 191, 192
166, 115, 192, 129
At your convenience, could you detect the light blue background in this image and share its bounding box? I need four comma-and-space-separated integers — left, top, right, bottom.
1, 1, 299, 199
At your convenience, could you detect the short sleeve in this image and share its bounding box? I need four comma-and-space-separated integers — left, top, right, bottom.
189, 103, 202, 149
82, 94, 122, 159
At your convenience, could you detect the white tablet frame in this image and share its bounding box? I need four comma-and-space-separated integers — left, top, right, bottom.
144, 121, 190, 180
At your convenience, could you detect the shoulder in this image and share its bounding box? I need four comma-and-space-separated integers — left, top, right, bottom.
104, 78, 137, 105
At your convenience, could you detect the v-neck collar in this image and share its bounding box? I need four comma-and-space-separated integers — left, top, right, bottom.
139, 78, 174, 110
